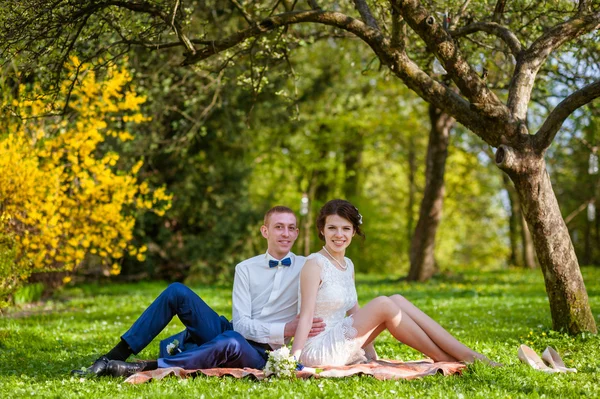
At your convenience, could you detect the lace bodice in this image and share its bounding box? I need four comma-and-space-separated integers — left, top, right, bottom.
310, 253, 357, 329
298, 253, 366, 367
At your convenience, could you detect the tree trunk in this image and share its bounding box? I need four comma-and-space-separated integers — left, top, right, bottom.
521, 213, 538, 268
342, 130, 363, 199
301, 174, 319, 256
406, 136, 417, 253
583, 215, 592, 265
503, 173, 523, 266
407, 105, 454, 281
503, 173, 537, 268
595, 200, 600, 265
496, 145, 597, 334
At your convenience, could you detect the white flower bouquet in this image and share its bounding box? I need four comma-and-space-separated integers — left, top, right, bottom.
264, 346, 299, 378
166, 339, 182, 355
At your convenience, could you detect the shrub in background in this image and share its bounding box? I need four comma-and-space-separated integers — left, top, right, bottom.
0, 57, 171, 306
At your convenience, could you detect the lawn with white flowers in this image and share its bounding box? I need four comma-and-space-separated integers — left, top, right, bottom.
1, 268, 600, 398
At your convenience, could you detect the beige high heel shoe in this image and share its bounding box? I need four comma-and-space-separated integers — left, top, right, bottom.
541, 347, 577, 373
518, 345, 560, 373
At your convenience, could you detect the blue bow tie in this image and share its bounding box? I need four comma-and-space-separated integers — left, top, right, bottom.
269, 257, 291, 268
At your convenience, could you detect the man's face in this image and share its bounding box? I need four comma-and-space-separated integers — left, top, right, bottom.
261, 212, 299, 259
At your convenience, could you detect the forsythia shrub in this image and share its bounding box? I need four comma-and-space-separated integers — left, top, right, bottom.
0, 57, 171, 305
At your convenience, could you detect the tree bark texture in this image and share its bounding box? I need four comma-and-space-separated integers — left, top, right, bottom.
407, 105, 453, 281
496, 145, 597, 334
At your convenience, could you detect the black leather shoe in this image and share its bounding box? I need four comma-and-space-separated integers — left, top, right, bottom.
106, 360, 147, 377
71, 356, 110, 376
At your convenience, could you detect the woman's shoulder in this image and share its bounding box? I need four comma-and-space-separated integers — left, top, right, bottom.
305, 252, 327, 268
307, 252, 325, 261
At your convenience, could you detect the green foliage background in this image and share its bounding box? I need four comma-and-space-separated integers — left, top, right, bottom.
0, 0, 598, 287
109, 37, 513, 283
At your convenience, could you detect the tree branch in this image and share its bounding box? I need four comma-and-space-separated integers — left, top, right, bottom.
231, 0, 255, 25
178, 7, 504, 145
565, 199, 594, 226
111, 38, 214, 50
508, 11, 600, 120
307, 0, 320, 9
534, 80, 600, 150
578, 0, 590, 15
69, 1, 195, 54
451, 22, 522, 56
492, 0, 506, 23
181, 10, 387, 66
169, 0, 196, 54
71, 0, 168, 21
390, 6, 405, 50
392, 0, 507, 119
353, 0, 380, 30
388, 52, 506, 147
52, 14, 90, 93
448, 0, 471, 30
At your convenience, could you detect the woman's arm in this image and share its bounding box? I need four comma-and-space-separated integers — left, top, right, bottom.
291, 259, 321, 359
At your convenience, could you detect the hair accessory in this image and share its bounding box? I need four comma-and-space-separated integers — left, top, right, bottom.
355, 207, 363, 225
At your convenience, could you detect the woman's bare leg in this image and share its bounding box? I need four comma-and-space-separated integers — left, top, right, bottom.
361, 323, 386, 348
389, 294, 490, 363
350, 296, 457, 362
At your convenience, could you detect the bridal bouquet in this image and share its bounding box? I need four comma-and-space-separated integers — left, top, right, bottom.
264, 346, 298, 378
166, 339, 182, 355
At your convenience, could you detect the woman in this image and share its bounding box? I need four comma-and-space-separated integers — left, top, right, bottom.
291, 199, 495, 367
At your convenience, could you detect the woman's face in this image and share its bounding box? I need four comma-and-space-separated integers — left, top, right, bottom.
322, 214, 355, 253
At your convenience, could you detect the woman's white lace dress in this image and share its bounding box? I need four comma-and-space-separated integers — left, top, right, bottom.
298, 253, 367, 367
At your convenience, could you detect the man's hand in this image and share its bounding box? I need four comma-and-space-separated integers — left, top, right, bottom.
284, 315, 326, 338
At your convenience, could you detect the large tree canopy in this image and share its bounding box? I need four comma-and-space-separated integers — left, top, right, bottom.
1, 1, 599, 333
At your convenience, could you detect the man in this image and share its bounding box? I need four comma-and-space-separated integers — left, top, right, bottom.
74, 206, 324, 377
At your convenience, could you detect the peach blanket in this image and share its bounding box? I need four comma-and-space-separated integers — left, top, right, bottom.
124, 359, 466, 384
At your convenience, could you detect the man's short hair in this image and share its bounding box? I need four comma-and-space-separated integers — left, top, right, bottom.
263, 206, 296, 226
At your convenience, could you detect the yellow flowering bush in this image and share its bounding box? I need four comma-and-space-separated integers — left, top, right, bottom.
0, 57, 171, 304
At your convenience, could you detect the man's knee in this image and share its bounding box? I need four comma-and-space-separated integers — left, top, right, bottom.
219, 331, 245, 347
164, 282, 190, 298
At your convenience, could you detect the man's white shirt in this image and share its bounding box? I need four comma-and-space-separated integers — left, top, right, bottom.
232, 252, 306, 349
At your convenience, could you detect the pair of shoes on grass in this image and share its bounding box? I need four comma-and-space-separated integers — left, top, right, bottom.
518, 345, 577, 373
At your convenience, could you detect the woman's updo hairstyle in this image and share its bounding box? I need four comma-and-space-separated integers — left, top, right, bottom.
316, 199, 365, 241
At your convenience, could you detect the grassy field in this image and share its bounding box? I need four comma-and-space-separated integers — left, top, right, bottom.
1, 267, 600, 398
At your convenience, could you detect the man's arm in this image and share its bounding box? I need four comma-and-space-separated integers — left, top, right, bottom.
232, 264, 325, 345
232, 264, 284, 344
284, 315, 325, 338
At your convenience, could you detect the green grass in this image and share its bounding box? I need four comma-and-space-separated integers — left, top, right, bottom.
1, 267, 600, 398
